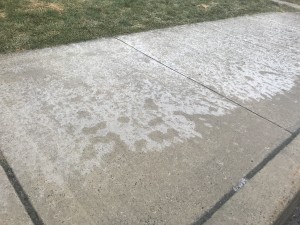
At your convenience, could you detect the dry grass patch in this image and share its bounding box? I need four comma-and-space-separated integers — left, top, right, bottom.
0, 10, 6, 19
25, 0, 64, 13
198, 4, 210, 10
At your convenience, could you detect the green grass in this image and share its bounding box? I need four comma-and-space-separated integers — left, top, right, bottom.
0, 0, 294, 53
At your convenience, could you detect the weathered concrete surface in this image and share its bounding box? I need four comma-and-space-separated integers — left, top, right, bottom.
253, 12, 300, 26
205, 135, 300, 225
286, 203, 300, 225
0, 167, 32, 225
119, 12, 300, 132
0, 38, 291, 224
0, 13, 299, 225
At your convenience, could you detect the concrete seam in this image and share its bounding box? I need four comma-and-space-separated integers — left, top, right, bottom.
192, 126, 300, 225
115, 37, 292, 134
0, 150, 44, 225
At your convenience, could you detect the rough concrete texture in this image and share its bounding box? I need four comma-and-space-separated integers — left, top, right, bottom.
119, 12, 300, 132
205, 136, 300, 225
0, 12, 299, 225
286, 204, 300, 225
0, 38, 290, 225
0, 167, 32, 225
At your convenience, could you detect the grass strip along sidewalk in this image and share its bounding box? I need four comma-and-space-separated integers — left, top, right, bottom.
0, 0, 295, 53
284, 0, 300, 5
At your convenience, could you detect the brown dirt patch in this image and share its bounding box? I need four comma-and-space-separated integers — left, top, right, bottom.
0, 10, 6, 19
25, 0, 64, 13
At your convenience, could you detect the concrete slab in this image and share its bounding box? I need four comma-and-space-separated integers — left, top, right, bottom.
254, 10, 300, 24
0, 166, 33, 225
0, 38, 291, 224
205, 134, 300, 225
118, 12, 300, 132
252, 13, 300, 36
210, 13, 300, 52
271, 0, 300, 10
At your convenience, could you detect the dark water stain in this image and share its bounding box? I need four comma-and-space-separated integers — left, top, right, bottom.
144, 98, 158, 110
82, 122, 107, 135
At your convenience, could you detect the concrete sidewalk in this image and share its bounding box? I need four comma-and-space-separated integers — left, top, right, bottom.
0, 12, 299, 225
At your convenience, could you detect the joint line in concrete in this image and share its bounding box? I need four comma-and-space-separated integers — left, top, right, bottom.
115, 37, 292, 134
0, 150, 44, 225
192, 126, 300, 225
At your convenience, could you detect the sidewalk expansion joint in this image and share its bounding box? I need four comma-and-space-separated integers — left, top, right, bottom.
0, 150, 44, 225
115, 37, 292, 134
192, 126, 300, 225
